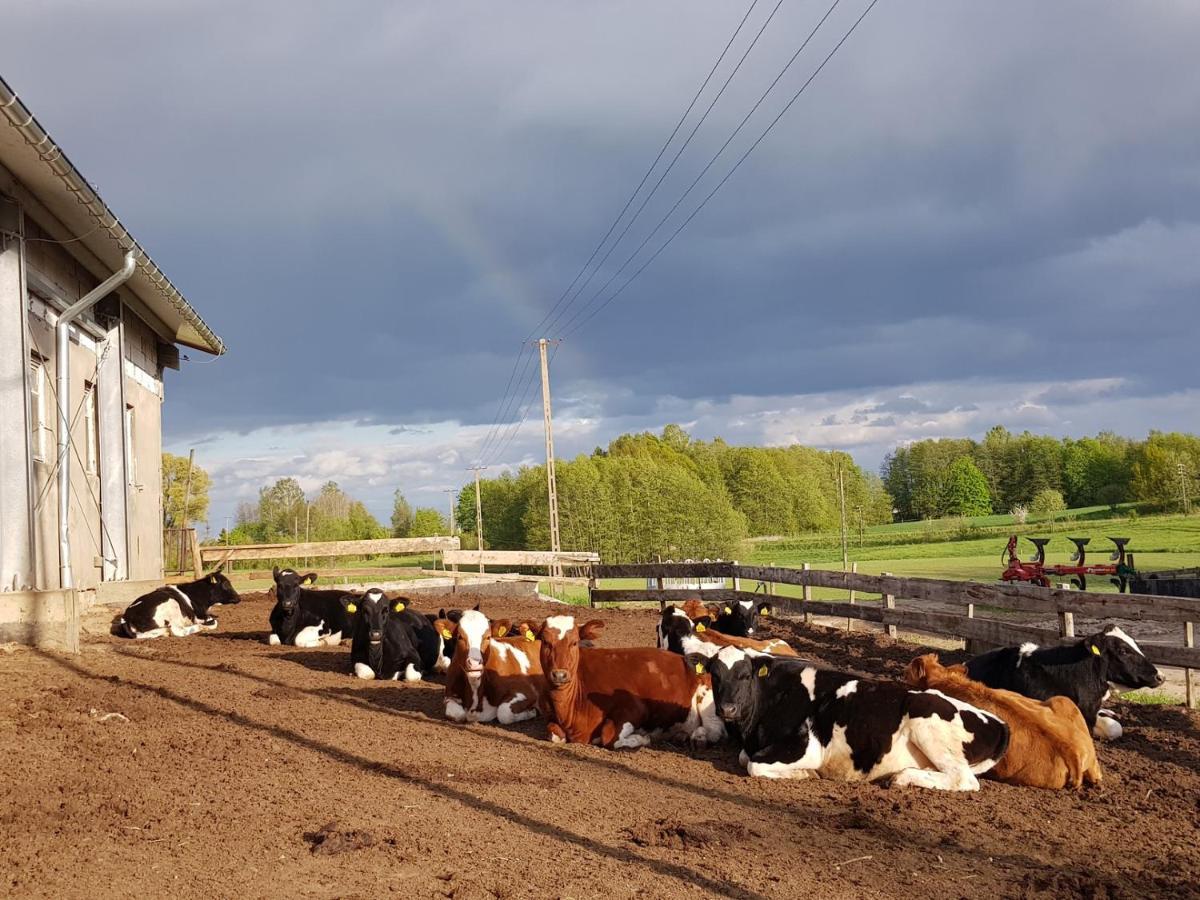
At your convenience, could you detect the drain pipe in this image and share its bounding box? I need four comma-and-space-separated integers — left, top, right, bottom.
56, 252, 136, 589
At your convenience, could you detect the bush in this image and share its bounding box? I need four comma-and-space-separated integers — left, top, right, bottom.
1010, 504, 1028, 525
1030, 489, 1067, 517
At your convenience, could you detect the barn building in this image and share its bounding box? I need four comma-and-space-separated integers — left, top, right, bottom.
0, 75, 225, 645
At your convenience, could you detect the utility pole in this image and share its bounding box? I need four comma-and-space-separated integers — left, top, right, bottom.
1180, 462, 1192, 515
836, 463, 849, 571
180, 448, 195, 574
469, 466, 487, 573
538, 338, 562, 579
440, 489, 457, 537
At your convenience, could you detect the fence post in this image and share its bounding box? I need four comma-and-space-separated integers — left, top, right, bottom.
731, 560, 740, 593
802, 562, 812, 625
1186, 622, 1195, 710
965, 602, 975, 652
882, 572, 896, 639
190, 528, 203, 579
656, 574, 666, 612
847, 561, 857, 633
1059, 611, 1075, 639
588, 570, 597, 609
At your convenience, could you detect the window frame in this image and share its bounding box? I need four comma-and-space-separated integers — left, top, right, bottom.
29, 356, 49, 463
84, 380, 99, 475
124, 403, 137, 485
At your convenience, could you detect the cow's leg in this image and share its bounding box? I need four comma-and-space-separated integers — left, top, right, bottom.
403, 663, 422, 682
168, 619, 201, 638
321, 630, 342, 647
1093, 714, 1123, 741
611, 721, 651, 750
746, 735, 821, 779
293, 625, 324, 648
497, 693, 537, 725
689, 683, 725, 746
267, 633, 281, 646
444, 697, 467, 723
134, 627, 166, 640
898, 720, 981, 791
353, 662, 376, 680
547, 722, 567, 744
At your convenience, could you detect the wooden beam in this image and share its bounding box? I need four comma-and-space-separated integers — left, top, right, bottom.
589, 588, 739, 605
441, 549, 599, 568
199, 536, 460, 562
592, 562, 735, 579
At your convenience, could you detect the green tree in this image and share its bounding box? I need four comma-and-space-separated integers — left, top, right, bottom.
390, 490, 413, 537
1030, 488, 1067, 516
1130, 432, 1200, 508
162, 453, 211, 527
942, 457, 991, 517
410, 507, 449, 537
258, 477, 306, 540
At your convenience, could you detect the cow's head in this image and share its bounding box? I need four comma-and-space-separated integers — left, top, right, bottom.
680, 597, 718, 627
657, 605, 699, 653
356, 589, 398, 645
453, 609, 495, 681
1088, 624, 1164, 690
203, 566, 241, 605
716, 598, 773, 637
706, 646, 771, 724
536, 615, 605, 688
903, 653, 969, 689
272, 567, 318, 612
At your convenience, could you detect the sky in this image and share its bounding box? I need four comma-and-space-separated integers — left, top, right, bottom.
6, 1, 1200, 534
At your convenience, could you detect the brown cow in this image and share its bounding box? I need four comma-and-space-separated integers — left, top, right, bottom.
537, 614, 724, 749
657, 605, 798, 658
904, 653, 1102, 789
441, 610, 545, 725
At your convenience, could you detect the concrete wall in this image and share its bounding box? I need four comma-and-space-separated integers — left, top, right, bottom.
0, 588, 80, 651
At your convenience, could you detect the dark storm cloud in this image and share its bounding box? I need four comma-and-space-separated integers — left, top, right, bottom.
6, 1, 1200, 457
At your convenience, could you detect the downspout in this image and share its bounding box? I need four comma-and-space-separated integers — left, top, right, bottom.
56, 252, 136, 589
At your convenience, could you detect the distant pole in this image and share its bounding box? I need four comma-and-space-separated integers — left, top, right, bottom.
539, 338, 563, 579
470, 466, 487, 573
837, 464, 849, 571
441, 489, 457, 537
304, 502, 311, 568
1179, 462, 1191, 515
180, 448, 195, 574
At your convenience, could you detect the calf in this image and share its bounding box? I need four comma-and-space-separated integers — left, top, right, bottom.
657, 606, 797, 658
965, 624, 1164, 740
117, 568, 241, 639
350, 590, 425, 681
426, 607, 464, 669
906, 654, 1102, 789
712, 597, 774, 638
707, 647, 1009, 791
537, 615, 724, 749
442, 611, 545, 725
268, 567, 358, 647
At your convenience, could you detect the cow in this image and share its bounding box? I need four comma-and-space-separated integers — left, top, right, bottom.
964, 624, 1165, 740
905, 654, 1102, 790
350, 589, 443, 681
656, 605, 798, 658
268, 567, 358, 647
116, 568, 241, 639
442, 610, 546, 725
536, 614, 724, 749
712, 597, 774, 638
706, 646, 1009, 791
425, 607, 464, 669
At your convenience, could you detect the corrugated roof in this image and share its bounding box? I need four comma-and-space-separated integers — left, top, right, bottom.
0, 74, 225, 355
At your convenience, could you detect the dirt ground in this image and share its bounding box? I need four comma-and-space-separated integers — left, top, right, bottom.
2, 592, 1198, 900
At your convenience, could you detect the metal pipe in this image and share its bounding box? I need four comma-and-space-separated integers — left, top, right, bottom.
56, 252, 136, 588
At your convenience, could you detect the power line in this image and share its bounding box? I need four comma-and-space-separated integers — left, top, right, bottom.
473, 342, 537, 465
471, 0, 766, 464
484, 343, 560, 467
542, 0, 786, 338
562, 0, 879, 339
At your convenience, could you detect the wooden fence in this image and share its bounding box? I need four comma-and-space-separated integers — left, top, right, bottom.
198, 536, 460, 568
590, 562, 1199, 706
442, 549, 599, 576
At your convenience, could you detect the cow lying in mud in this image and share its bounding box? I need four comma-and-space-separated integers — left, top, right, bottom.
350, 590, 446, 681
116, 568, 240, 639
442, 610, 547, 725
707, 647, 1009, 791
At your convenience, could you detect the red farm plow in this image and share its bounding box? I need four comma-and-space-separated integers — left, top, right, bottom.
1000, 535, 1136, 592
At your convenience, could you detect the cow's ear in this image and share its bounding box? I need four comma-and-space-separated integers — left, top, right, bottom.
756, 659, 771, 679
684, 653, 709, 677
904, 655, 930, 686
272, 566, 281, 580
579, 619, 605, 642
392, 598, 407, 613
493, 620, 512, 638
301, 572, 318, 585
757, 602, 773, 617
208, 574, 218, 584
342, 596, 359, 614
472, 602, 481, 611
438, 608, 447, 619
438, 621, 457, 641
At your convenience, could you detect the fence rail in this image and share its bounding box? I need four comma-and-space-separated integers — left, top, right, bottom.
587, 562, 1200, 688
198, 536, 460, 566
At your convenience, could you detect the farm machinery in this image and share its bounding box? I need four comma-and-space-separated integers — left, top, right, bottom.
1000, 535, 1137, 591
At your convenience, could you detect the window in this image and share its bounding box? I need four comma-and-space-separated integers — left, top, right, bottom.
84, 381, 99, 475
29, 356, 50, 462
124, 404, 137, 484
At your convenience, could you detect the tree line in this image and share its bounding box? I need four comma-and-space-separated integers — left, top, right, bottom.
882, 428, 1200, 521
452, 425, 893, 562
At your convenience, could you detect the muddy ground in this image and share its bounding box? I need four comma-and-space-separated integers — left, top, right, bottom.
1, 591, 1198, 899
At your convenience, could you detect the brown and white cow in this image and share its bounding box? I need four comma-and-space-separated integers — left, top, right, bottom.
905, 654, 1102, 789
537, 614, 724, 750
657, 605, 798, 658
441, 610, 545, 725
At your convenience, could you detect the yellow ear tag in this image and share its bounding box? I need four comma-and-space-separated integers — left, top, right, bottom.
757, 664, 769, 678
760, 609, 769, 617
393, 601, 405, 612
496, 627, 508, 637
346, 603, 357, 614
695, 622, 706, 632
441, 628, 453, 639
525, 630, 535, 642
695, 662, 705, 675
1091, 644, 1101, 656
302, 577, 313, 585
723, 606, 732, 615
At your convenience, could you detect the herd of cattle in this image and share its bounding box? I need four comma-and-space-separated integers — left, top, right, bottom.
116, 565, 1167, 792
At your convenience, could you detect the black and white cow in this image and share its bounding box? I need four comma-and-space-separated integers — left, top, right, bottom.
350, 591, 450, 680
965, 624, 1164, 740
117, 568, 241, 639
705, 646, 1010, 791
425, 607, 466, 669
712, 597, 774, 638
268, 567, 358, 647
